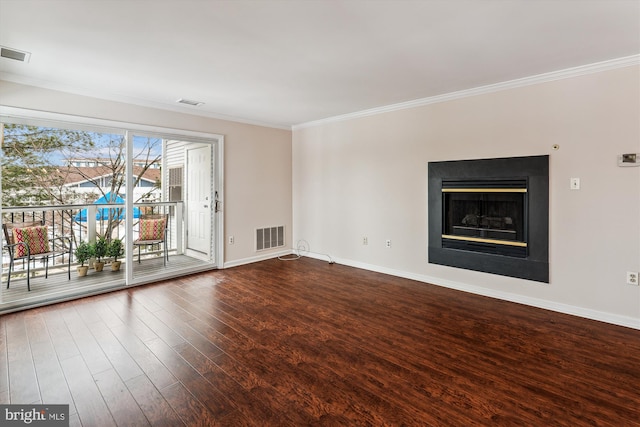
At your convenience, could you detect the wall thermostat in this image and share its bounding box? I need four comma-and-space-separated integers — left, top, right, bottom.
618, 153, 640, 167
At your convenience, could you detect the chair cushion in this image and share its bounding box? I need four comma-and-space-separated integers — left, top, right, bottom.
12, 226, 50, 257
139, 218, 166, 241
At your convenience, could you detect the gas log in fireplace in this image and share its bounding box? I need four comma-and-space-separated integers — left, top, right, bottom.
428, 156, 549, 282
442, 179, 527, 257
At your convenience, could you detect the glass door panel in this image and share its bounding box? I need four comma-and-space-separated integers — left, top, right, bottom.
1, 122, 127, 308
130, 136, 216, 283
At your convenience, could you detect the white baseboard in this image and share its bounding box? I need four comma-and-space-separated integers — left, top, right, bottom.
223, 249, 293, 269
304, 252, 640, 330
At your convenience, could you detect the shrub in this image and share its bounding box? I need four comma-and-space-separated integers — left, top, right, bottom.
106, 238, 124, 262
94, 236, 108, 262
74, 241, 95, 267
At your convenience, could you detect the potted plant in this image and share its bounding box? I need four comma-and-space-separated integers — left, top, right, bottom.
93, 236, 108, 272
107, 238, 124, 271
74, 241, 94, 277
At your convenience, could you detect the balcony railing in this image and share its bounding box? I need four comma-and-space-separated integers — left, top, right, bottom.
2, 201, 184, 272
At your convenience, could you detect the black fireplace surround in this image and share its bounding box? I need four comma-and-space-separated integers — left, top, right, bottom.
428, 155, 549, 282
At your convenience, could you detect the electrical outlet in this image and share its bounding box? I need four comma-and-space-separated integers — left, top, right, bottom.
385, 239, 391, 248
362, 236, 368, 245
228, 236, 234, 245
627, 271, 638, 286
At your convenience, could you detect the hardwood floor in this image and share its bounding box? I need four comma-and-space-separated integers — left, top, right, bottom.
1, 257, 638, 426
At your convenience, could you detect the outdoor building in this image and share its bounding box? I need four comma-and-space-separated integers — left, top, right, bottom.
61, 159, 162, 204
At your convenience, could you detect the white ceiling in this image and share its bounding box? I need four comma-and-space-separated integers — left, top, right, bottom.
1, 0, 639, 129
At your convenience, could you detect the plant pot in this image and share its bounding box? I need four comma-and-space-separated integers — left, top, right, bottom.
94, 261, 105, 272
77, 265, 89, 277
111, 261, 122, 271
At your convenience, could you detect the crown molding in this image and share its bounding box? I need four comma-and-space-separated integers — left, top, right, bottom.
293, 55, 640, 131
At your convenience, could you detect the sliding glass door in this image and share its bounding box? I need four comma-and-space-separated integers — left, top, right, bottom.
0, 113, 223, 311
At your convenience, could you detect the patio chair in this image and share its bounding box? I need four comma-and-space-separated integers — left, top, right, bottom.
2, 220, 72, 291
133, 214, 169, 266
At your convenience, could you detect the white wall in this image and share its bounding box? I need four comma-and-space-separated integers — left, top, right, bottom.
0, 81, 293, 266
292, 66, 640, 328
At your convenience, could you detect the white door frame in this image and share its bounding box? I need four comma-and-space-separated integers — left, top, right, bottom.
183, 138, 224, 266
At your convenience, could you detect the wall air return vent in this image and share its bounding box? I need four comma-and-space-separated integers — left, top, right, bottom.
168, 166, 183, 186
256, 226, 285, 251
0, 46, 31, 62
168, 166, 183, 202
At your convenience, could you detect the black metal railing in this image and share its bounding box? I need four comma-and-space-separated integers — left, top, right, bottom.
2, 201, 183, 272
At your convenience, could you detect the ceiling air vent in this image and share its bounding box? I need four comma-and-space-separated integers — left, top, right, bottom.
0, 46, 31, 62
176, 98, 204, 106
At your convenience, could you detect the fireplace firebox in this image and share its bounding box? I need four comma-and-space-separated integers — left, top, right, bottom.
428, 156, 548, 282
442, 179, 527, 257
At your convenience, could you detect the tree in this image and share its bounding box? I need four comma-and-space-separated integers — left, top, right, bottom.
1, 123, 94, 206
66, 134, 162, 238
2, 123, 162, 244
66, 134, 161, 202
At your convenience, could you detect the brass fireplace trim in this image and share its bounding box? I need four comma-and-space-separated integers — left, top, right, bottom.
442, 234, 528, 247
442, 188, 527, 193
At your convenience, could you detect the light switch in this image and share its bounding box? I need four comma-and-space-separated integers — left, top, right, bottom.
570, 178, 580, 190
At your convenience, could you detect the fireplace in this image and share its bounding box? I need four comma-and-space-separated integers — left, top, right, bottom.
428, 156, 548, 282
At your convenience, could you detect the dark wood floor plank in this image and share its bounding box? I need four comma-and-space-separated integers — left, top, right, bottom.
4, 314, 40, 404
229, 260, 633, 424
125, 374, 184, 427
179, 298, 414, 425
86, 320, 144, 383
152, 308, 224, 359
129, 288, 191, 320
186, 279, 463, 421
0, 319, 9, 403
177, 319, 292, 424
108, 324, 178, 391
174, 279, 452, 424
158, 381, 223, 427
93, 369, 150, 427
123, 289, 165, 313
72, 299, 105, 325
102, 294, 164, 343
59, 354, 116, 427
41, 308, 81, 362
68, 412, 82, 427
23, 312, 76, 413
143, 337, 205, 386
59, 307, 113, 376
86, 294, 128, 329
209, 260, 640, 425
173, 342, 240, 417
143, 330, 262, 422
205, 277, 544, 423
113, 297, 186, 348
1, 257, 639, 426
178, 280, 482, 422
194, 351, 286, 425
